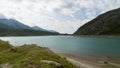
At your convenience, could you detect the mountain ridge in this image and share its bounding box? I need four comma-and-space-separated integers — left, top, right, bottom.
0, 18, 60, 36
74, 8, 120, 35
0, 18, 31, 29
32, 26, 59, 34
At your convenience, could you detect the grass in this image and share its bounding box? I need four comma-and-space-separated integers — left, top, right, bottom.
0, 40, 77, 68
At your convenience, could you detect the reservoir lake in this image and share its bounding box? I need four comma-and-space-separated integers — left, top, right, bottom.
0, 36, 120, 59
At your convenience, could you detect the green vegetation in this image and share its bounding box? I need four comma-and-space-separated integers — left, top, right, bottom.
0, 27, 59, 36
0, 19, 60, 36
74, 8, 120, 35
0, 40, 77, 68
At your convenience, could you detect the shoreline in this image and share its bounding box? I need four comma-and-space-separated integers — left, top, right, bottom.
57, 52, 101, 68
1, 35, 120, 38
56, 52, 120, 68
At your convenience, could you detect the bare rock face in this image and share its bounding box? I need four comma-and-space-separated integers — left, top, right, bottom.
74, 8, 120, 35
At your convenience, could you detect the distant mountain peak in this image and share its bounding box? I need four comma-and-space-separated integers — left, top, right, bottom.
32, 26, 47, 31
0, 18, 31, 29
0, 19, 60, 36
32, 26, 59, 33
0, 14, 6, 19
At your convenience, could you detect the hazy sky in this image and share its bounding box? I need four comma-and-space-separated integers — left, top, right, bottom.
0, 0, 120, 34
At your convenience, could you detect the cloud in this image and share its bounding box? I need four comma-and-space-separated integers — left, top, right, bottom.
0, 0, 120, 34
0, 14, 6, 19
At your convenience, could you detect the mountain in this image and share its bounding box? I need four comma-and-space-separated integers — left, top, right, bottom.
32, 26, 59, 33
0, 19, 31, 29
0, 18, 60, 36
74, 8, 120, 35
48, 30, 59, 33
32, 26, 48, 31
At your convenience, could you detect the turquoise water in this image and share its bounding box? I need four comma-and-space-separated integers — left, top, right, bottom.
0, 36, 120, 57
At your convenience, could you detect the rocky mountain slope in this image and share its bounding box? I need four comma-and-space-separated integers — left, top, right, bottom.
74, 8, 120, 35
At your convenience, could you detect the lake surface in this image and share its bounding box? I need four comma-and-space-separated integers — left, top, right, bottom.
0, 36, 120, 58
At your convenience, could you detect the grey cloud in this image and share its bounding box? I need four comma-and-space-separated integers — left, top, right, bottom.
0, 14, 6, 19
61, 1, 75, 9
12, 0, 23, 3
0, 0, 120, 33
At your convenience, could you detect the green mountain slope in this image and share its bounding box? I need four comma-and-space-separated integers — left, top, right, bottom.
0, 19, 60, 36
0, 28, 59, 36
74, 8, 120, 35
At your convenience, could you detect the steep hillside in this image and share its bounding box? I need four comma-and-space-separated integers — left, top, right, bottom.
0, 28, 60, 36
74, 8, 120, 35
0, 19, 31, 29
0, 18, 60, 36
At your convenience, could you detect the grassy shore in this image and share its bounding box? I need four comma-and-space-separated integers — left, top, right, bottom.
0, 40, 77, 68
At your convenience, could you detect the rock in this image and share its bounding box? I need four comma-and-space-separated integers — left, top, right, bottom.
40, 60, 62, 67
104, 61, 108, 64
10, 47, 17, 52
0, 63, 13, 68
23, 61, 41, 68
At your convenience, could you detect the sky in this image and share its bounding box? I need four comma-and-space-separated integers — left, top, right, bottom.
0, 0, 120, 34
